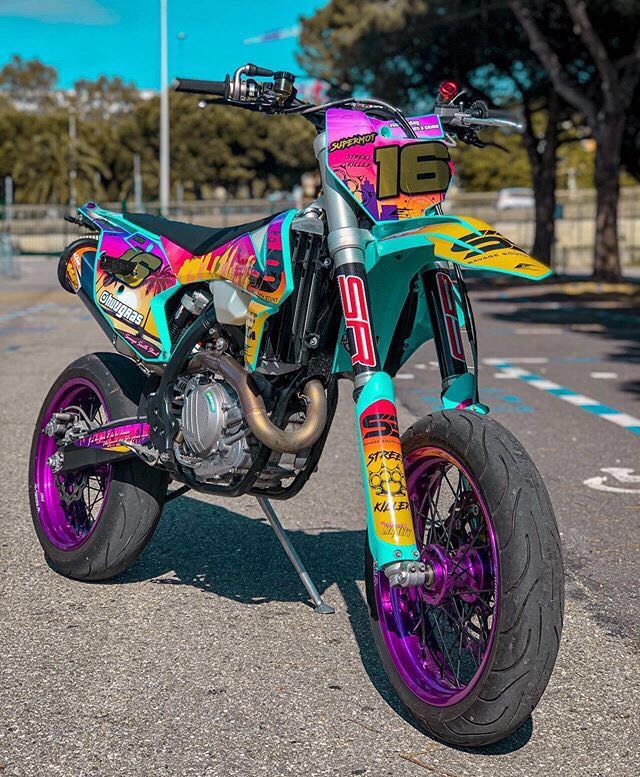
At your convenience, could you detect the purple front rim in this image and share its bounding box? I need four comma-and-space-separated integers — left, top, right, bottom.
374, 446, 499, 707
32, 377, 112, 551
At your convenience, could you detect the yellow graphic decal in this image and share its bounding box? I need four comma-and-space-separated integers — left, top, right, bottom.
415, 217, 551, 279
360, 399, 415, 546
244, 300, 270, 368
65, 245, 94, 292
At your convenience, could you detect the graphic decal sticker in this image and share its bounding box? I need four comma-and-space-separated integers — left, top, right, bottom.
359, 399, 415, 545
338, 274, 377, 367
75, 421, 150, 452
98, 291, 144, 326
244, 300, 270, 368
92, 214, 176, 361
83, 204, 293, 366
412, 217, 551, 279
170, 212, 289, 306
435, 272, 465, 361
64, 245, 94, 292
166, 212, 292, 367
326, 108, 453, 222
100, 249, 164, 288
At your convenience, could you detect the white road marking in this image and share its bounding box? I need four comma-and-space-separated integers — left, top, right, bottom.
396, 373, 414, 380
526, 379, 562, 391
492, 366, 532, 380
600, 413, 640, 428
562, 394, 600, 406
590, 371, 618, 379
584, 468, 640, 494
414, 363, 427, 370
601, 467, 640, 484
487, 360, 640, 436
583, 476, 639, 494
0, 302, 55, 323
484, 357, 549, 365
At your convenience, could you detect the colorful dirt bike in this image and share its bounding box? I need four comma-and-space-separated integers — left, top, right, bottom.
29, 65, 563, 746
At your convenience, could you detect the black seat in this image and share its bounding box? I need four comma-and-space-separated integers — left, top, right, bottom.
125, 212, 279, 256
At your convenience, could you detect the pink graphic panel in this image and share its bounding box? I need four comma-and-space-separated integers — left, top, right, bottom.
326, 108, 453, 222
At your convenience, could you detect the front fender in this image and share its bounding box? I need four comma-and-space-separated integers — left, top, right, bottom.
332, 214, 550, 375
375, 214, 551, 280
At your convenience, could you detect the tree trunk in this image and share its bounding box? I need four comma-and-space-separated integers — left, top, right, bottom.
521, 93, 560, 266
533, 100, 560, 265
593, 114, 625, 281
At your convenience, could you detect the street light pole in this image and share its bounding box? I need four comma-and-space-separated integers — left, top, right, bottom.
69, 109, 77, 211
159, 0, 170, 216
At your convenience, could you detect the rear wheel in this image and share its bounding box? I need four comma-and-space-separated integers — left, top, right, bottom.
29, 353, 168, 580
365, 409, 564, 746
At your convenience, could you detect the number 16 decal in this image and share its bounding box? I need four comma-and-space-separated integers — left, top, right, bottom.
338, 273, 377, 368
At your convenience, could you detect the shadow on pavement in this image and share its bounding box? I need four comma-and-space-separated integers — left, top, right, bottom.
474, 279, 640, 398
117, 494, 532, 754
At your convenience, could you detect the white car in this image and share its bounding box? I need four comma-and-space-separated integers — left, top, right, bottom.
496, 187, 534, 210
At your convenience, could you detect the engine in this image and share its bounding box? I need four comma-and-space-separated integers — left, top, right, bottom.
174, 375, 251, 482
172, 364, 314, 488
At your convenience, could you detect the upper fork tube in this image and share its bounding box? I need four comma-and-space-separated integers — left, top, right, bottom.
314, 131, 380, 387
315, 131, 419, 572
423, 267, 469, 387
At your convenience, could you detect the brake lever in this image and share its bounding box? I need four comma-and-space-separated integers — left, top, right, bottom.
457, 128, 508, 153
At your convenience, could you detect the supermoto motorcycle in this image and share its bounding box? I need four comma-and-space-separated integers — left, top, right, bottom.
29, 65, 563, 746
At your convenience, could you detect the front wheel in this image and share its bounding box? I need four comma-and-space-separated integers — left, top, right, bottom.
365, 409, 564, 746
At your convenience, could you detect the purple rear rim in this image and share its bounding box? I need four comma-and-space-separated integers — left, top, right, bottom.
32, 377, 112, 551
374, 446, 499, 707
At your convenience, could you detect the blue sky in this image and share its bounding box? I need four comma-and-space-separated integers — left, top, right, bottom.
0, 0, 326, 88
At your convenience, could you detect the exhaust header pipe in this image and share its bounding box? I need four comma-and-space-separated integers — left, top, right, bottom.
188, 352, 327, 454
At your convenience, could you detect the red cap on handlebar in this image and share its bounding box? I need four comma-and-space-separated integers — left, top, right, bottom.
438, 81, 459, 102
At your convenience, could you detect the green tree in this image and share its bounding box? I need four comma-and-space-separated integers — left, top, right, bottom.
0, 54, 56, 109
509, 0, 640, 279
299, 0, 575, 264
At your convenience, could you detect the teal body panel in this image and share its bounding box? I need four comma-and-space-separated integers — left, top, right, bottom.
76, 204, 297, 366
332, 215, 452, 374
332, 212, 551, 376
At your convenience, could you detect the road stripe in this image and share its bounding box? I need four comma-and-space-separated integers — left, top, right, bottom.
0, 302, 55, 324
486, 359, 640, 436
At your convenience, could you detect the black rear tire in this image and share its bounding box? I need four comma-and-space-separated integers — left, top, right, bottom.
365, 409, 564, 746
29, 352, 169, 581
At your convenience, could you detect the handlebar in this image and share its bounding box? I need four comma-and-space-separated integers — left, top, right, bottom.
173, 76, 230, 97
172, 63, 524, 149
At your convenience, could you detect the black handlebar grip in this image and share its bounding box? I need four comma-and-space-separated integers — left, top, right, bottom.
246, 63, 274, 78
172, 76, 230, 97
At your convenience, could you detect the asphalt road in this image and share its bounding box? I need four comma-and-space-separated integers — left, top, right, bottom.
1, 259, 639, 776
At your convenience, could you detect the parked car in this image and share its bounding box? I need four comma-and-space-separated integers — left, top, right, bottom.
496, 187, 534, 210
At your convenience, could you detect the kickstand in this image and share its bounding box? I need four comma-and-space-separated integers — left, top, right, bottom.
256, 497, 335, 614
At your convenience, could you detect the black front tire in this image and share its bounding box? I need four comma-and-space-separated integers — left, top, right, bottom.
365, 409, 564, 746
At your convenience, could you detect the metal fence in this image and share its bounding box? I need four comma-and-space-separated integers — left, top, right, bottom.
1, 188, 639, 270
0, 198, 295, 257
443, 187, 640, 270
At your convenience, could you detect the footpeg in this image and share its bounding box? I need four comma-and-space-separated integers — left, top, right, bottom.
384, 560, 431, 588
